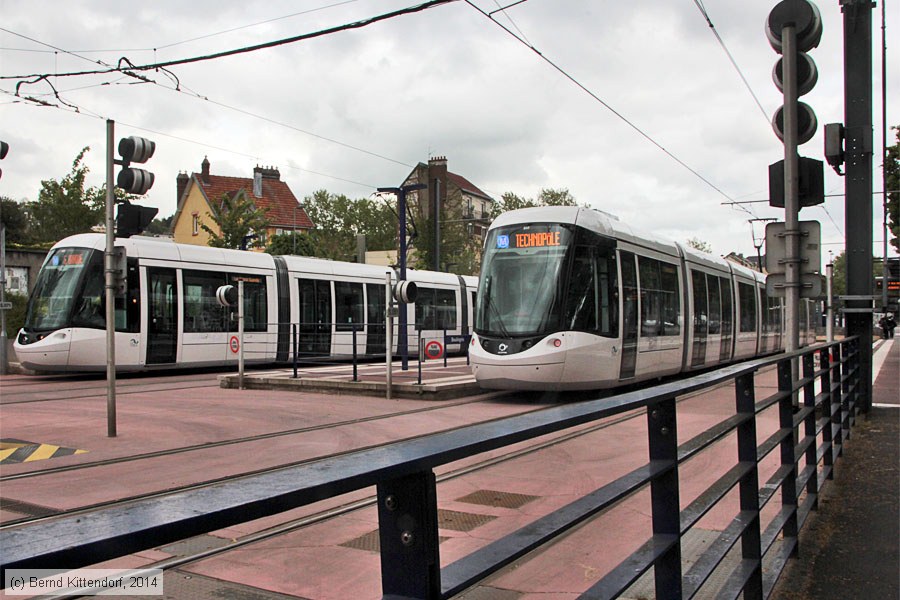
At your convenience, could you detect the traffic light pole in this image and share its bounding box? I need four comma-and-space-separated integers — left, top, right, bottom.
842, 0, 873, 412
781, 25, 802, 365
105, 119, 117, 437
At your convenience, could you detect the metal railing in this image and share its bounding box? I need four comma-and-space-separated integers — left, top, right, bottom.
0, 338, 860, 599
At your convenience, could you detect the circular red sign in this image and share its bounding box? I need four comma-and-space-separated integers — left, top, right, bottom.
229, 336, 240, 354
424, 340, 443, 359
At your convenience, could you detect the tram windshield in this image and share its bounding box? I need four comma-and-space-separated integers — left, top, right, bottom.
24, 247, 97, 331
476, 224, 572, 337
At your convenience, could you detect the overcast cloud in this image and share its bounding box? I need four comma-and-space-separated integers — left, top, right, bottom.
1, 0, 897, 267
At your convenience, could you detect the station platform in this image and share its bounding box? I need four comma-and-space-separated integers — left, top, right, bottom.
219, 356, 481, 400
771, 338, 899, 600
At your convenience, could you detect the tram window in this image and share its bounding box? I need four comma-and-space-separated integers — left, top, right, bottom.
71, 252, 106, 329
184, 270, 226, 333
639, 258, 682, 338
720, 277, 733, 335
566, 246, 599, 332
708, 276, 721, 334
415, 287, 456, 330
660, 262, 680, 336
436, 289, 457, 329
227, 275, 267, 333
691, 270, 708, 335
416, 287, 435, 330
739, 283, 756, 332
335, 281, 363, 331
639, 258, 662, 337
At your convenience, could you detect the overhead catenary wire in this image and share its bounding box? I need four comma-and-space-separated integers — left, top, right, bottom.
1, 26, 416, 170
691, 0, 770, 125
464, 0, 741, 206
0, 0, 459, 81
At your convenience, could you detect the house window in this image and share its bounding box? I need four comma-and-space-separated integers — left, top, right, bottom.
192, 213, 199, 236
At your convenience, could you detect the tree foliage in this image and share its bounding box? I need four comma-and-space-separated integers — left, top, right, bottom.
266, 231, 317, 257
145, 214, 174, 236
28, 147, 106, 244
1, 197, 30, 244
686, 237, 713, 254
886, 125, 899, 253
490, 187, 580, 219
201, 192, 271, 250
300, 189, 395, 261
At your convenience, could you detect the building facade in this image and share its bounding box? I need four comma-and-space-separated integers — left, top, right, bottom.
171, 158, 313, 249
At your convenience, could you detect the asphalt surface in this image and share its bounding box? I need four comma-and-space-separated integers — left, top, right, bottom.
771, 340, 899, 600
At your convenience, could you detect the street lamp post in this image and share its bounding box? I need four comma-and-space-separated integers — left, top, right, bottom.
378, 183, 426, 370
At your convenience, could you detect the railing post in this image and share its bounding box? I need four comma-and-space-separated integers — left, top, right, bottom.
292, 323, 298, 379
777, 358, 799, 558
443, 329, 448, 368
647, 396, 682, 600
801, 351, 818, 506
377, 471, 441, 599
819, 347, 835, 480
833, 342, 845, 458
352, 325, 358, 382
735, 372, 763, 600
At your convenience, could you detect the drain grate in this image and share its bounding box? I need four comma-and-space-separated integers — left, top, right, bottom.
340, 530, 450, 553
456, 489, 540, 510
437, 508, 496, 532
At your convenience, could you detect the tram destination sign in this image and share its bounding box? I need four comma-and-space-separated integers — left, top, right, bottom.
497, 226, 568, 249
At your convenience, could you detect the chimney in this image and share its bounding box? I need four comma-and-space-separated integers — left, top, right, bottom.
252, 170, 263, 198
176, 172, 189, 204
427, 155, 449, 207
254, 165, 281, 181
201, 156, 211, 184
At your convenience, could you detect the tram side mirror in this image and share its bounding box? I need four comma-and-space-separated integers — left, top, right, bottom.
216, 285, 237, 307
393, 280, 418, 304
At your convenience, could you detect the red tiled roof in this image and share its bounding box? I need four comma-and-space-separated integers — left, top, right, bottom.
193, 173, 314, 229
447, 171, 492, 201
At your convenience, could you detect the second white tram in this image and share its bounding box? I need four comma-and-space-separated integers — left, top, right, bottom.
470, 207, 816, 390
15, 234, 477, 372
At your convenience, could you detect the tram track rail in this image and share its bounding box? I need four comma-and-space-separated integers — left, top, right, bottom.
29, 399, 653, 600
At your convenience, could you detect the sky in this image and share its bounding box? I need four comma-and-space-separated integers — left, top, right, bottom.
1, 0, 897, 270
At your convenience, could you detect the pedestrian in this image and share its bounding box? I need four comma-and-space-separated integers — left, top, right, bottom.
887, 313, 896, 339
879, 314, 889, 339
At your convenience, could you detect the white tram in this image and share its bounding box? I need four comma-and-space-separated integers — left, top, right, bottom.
15, 234, 477, 372
469, 207, 816, 390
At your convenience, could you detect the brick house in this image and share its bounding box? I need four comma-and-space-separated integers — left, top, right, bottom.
171, 158, 313, 248
399, 156, 494, 273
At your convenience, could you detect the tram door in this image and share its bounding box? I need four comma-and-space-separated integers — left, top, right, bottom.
297, 279, 332, 356
619, 251, 638, 380
147, 267, 177, 365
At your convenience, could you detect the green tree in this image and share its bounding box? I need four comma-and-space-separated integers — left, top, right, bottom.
28, 147, 105, 244
885, 125, 899, 253
686, 237, 713, 254
145, 214, 174, 236
201, 192, 271, 250
301, 190, 396, 261
1, 197, 30, 244
266, 231, 317, 256
490, 187, 580, 219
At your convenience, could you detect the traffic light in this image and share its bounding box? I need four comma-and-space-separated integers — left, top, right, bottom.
767, 0, 822, 145
115, 202, 158, 238
116, 136, 156, 195
0, 140, 8, 179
